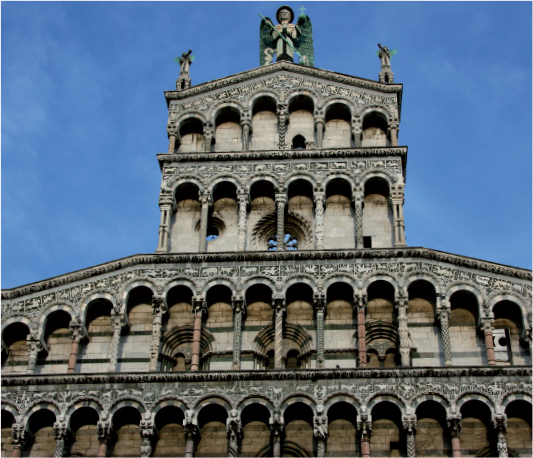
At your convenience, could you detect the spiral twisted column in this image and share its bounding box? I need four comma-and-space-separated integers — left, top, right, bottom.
273, 295, 285, 369
354, 188, 364, 248
277, 103, 288, 149
315, 118, 325, 149
314, 190, 325, 249
314, 293, 326, 369
167, 131, 177, 154
437, 299, 453, 366
275, 193, 287, 251
203, 123, 213, 152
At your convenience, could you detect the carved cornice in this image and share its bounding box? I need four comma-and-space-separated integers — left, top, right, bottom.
158, 146, 407, 166
164, 61, 403, 104
2, 247, 530, 300
1, 366, 530, 387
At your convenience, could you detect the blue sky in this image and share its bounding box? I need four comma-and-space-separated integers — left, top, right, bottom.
2, 1, 531, 289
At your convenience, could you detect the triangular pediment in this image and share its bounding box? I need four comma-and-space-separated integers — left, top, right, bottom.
165, 61, 403, 116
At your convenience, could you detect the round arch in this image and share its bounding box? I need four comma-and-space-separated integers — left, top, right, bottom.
280, 395, 317, 416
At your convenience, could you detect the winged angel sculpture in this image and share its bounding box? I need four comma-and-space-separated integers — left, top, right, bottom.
260, 6, 314, 67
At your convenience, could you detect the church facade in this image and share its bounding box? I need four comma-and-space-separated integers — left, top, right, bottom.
2, 6, 531, 458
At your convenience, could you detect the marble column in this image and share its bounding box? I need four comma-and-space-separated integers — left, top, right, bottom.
237, 192, 249, 252
167, 132, 177, 154
390, 189, 406, 247
389, 123, 399, 146
67, 319, 85, 374
357, 411, 372, 458
231, 296, 246, 370
481, 316, 496, 365
314, 293, 326, 369
437, 302, 453, 366
183, 410, 199, 458
273, 295, 285, 369
26, 335, 42, 375
198, 194, 212, 253
269, 412, 284, 458
139, 412, 154, 458
314, 408, 328, 457
275, 193, 287, 251
277, 103, 288, 150
108, 312, 126, 372
352, 116, 362, 148
53, 418, 68, 458
149, 296, 167, 372
493, 414, 508, 458
226, 409, 242, 457
354, 188, 364, 249
314, 190, 325, 249
191, 296, 207, 371
355, 293, 368, 367
315, 118, 325, 149
10, 422, 25, 458
97, 412, 112, 458
156, 199, 173, 253
447, 414, 462, 458
203, 123, 213, 152
241, 119, 251, 151
403, 414, 417, 457
396, 294, 411, 366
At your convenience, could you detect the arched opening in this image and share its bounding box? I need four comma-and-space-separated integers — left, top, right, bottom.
505, 400, 532, 456
286, 349, 301, 369
292, 134, 307, 149
407, 280, 440, 366
153, 406, 185, 457
324, 103, 352, 148
69, 406, 100, 457
251, 96, 278, 151
286, 284, 314, 326
459, 400, 495, 456
450, 290, 484, 365
415, 401, 449, 456
370, 401, 404, 456
196, 404, 228, 457
288, 179, 314, 246
121, 286, 154, 372
169, 182, 201, 252
79, 299, 113, 373
362, 112, 389, 147
215, 107, 242, 152
244, 284, 273, 370
205, 285, 234, 370
493, 300, 526, 365
249, 180, 276, 250
327, 402, 358, 456
209, 181, 238, 252
366, 281, 399, 368
25, 408, 57, 457
287, 95, 315, 147
109, 407, 142, 457
363, 177, 393, 248
178, 118, 205, 153
324, 178, 355, 249
284, 403, 314, 456
241, 404, 271, 457
325, 282, 356, 368
1, 321, 30, 373
39, 310, 73, 374
1, 410, 15, 456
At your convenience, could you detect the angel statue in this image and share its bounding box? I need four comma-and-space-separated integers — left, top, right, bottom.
377, 43, 397, 68
175, 50, 195, 75
259, 6, 314, 67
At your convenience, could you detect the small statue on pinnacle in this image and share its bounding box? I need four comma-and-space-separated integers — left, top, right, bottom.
175, 50, 195, 91
377, 43, 396, 84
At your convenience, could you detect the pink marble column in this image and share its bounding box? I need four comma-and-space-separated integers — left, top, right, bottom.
67, 319, 84, 374
190, 297, 206, 371
356, 294, 367, 368
482, 318, 496, 365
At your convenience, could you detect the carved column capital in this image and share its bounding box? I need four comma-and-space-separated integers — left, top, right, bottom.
313, 413, 328, 440
481, 316, 495, 333
272, 295, 286, 314
314, 292, 327, 314
447, 414, 462, 436
69, 319, 86, 342
151, 295, 167, 315
192, 296, 207, 316
158, 188, 175, 207
226, 409, 242, 457
269, 412, 285, 436
402, 414, 417, 434
354, 293, 368, 311
11, 422, 26, 449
